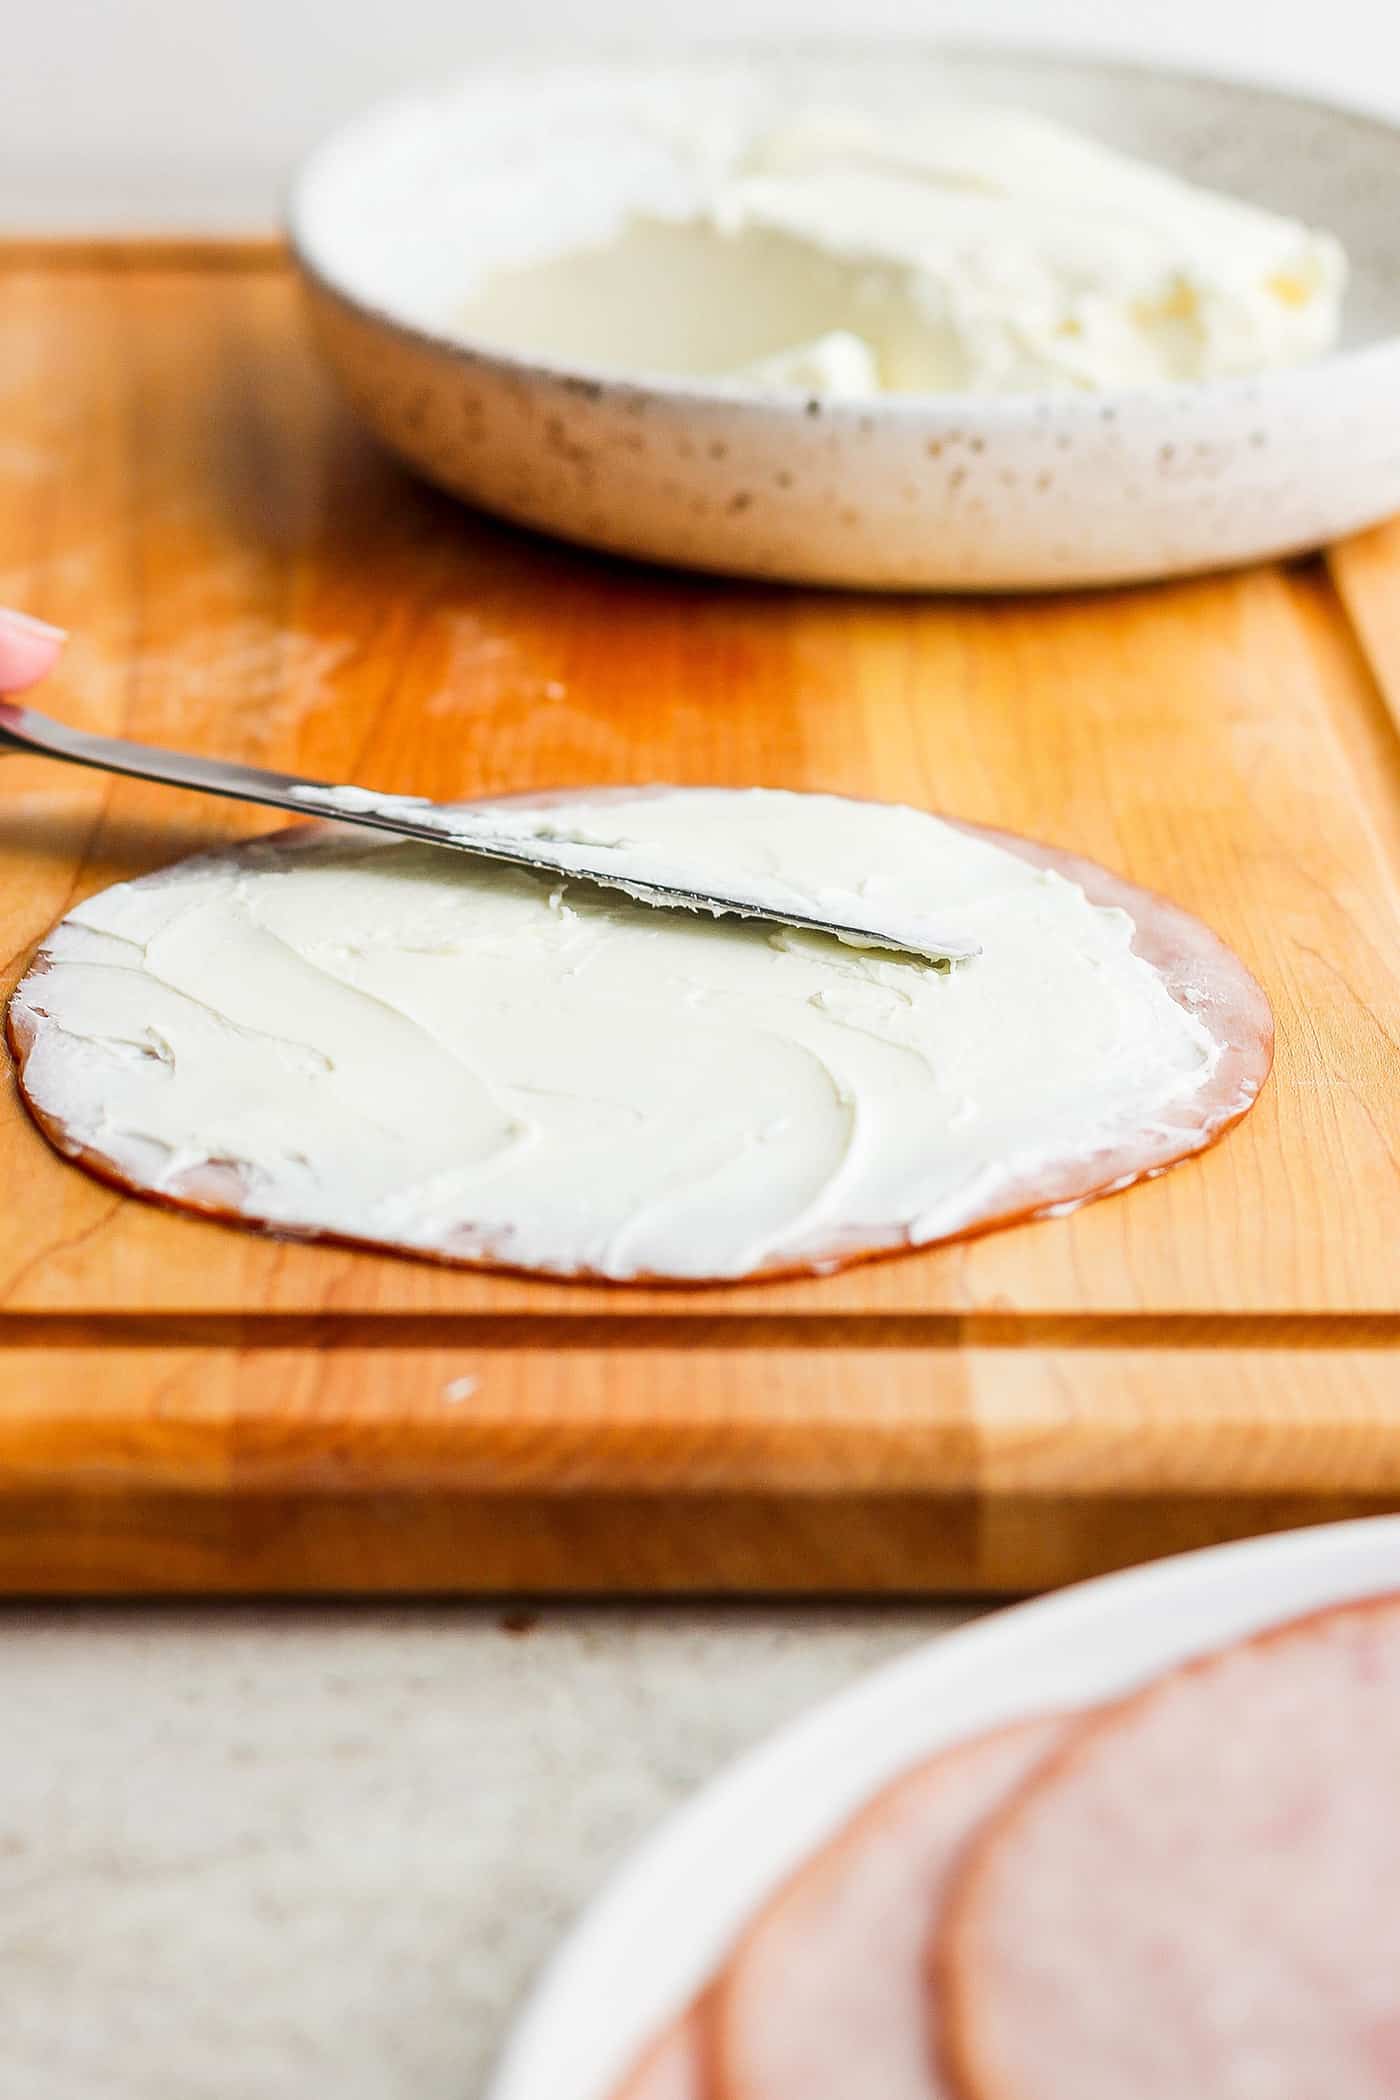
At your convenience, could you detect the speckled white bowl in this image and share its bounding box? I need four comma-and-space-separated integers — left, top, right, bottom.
288, 46, 1400, 591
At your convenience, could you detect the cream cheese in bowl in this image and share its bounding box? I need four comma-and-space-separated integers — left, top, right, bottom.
458, 105, 1347, 398
288, 48, 1400, 587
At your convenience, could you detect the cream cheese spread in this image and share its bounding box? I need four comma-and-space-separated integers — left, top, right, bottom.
284, 783, 983, 962
13, 789, 1221, 1281
454, 104, 1346, 396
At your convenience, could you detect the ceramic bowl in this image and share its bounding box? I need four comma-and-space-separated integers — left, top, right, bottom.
287, 46, 1400, 591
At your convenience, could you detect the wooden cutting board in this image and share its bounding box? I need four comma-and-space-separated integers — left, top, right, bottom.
1, 241, 1398, 1596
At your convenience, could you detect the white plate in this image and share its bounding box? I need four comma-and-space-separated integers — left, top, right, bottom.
488, 1515, 1400, 2100
288, 45, 1400, 591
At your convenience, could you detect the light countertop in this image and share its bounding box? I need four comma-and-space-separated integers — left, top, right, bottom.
2, 1599, 980, 2098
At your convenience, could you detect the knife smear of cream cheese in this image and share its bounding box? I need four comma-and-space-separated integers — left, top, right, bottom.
287, 780, 983, 964
13, 788, 1245, 1283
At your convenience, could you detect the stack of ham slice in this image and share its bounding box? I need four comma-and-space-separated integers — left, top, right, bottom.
609, 1591, 1400, 2100
613, 2018, 707, 2100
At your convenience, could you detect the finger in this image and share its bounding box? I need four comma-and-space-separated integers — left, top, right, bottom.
0, 608, 67, 694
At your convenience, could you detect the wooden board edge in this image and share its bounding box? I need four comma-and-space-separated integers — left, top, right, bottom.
1, 1486, 1396, 1598
1328, 521, 1400, 727
0, 1336, 1396, 1593
3, 1336, 1400, 1494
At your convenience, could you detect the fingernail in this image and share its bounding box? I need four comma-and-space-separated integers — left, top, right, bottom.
0, 607, 67, 644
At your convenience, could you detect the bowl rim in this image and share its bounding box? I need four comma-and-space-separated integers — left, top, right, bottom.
285, 35, 1400, 424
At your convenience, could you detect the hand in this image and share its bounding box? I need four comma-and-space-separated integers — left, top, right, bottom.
0, 607, 65, 694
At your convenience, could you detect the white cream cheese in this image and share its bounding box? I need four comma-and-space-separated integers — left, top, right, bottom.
720, 106, 1346, 393
739, 329, 882, 399
454, 104, 1345, 396
13, 790, 1223, 1281
284, 782, 982, 962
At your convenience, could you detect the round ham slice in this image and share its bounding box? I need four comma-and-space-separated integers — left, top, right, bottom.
6, 793, 1271, 1283
712, 1716, 1066, 2100
612, 2013, 707, 2100
942, 1592, 1400, 2100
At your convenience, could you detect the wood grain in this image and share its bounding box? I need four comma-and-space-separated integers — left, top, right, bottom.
0, 249, 1397, 1592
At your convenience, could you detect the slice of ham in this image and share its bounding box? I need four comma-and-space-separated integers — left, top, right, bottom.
7, 797, 1271, 1283
611, 2012, 708, 2100
940, 817, 1273, 1237
711, 1717, 1067, 2100
942, 1592, 1400, 2100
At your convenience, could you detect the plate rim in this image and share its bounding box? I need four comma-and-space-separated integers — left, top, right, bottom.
487, 1515, 1400, 2100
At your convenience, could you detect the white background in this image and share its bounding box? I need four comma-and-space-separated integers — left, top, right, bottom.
6, 0, 1400, 229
